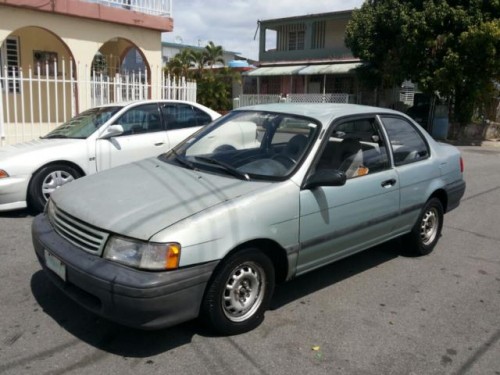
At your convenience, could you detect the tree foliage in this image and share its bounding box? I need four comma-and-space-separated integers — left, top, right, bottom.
345, 0, 500, 125
165, 41, 236, 111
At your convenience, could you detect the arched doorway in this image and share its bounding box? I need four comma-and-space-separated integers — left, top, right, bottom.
0, 26, 76, 143
89, 38, 151, 105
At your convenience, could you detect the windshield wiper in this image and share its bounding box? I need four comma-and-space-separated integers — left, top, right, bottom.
170, 149, 196, 170
41, 134, 69, 139
195, 156, 250, 180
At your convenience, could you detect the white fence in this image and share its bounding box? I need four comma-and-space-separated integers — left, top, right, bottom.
0, 59, 196, 145
234, 93, 355, 108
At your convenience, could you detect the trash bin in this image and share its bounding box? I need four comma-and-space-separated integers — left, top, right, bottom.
431, 105, 449, 140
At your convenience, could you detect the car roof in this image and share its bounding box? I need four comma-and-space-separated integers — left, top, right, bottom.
95, 99, 202, 108
234, 103, 402, 125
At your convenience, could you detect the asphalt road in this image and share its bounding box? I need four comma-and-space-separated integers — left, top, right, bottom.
1, 145, 499, 375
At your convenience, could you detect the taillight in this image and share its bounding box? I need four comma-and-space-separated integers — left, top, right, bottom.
460, 156, 464, 173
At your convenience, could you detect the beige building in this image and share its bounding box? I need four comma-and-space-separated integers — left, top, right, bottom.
0, 0, 181, 145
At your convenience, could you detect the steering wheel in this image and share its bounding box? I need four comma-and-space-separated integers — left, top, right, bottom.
271, 153, 296, 168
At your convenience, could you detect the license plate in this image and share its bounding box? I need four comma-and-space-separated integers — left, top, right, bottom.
44, 249, 66, 281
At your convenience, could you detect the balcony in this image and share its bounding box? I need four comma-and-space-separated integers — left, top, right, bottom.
85, 0, 171, 17
1, 0, 173, 32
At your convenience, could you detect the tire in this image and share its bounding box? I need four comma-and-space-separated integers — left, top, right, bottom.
201, 248, 275, 335
405, 197, 444, 256
28, 164, 81, 213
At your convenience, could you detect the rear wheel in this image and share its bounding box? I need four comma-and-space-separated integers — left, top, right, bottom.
201, 248, 275, 335
405, 197, 444, 256
28, 164, 81, 213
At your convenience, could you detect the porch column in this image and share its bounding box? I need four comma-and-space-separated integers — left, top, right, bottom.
0, 82, 4, 146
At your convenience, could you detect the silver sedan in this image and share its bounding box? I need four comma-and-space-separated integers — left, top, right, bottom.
32, 103, 465, 335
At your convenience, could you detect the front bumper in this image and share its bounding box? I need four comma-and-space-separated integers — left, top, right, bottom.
32, 214, 219, 330
0, 176, 29, 211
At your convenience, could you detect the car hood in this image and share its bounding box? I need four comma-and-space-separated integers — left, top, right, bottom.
0, 139, 85, 173
51, 157, 270, 240
0, 138, 82, 158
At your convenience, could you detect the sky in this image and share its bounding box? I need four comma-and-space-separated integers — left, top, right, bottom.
163, 0, 365, 61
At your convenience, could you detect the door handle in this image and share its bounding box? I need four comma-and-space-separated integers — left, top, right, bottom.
381, 179, 397, 188
154, 142, 164, 146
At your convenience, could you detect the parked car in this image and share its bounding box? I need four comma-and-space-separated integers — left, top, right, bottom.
32, 103, 465, 335
0, 100, 220, 212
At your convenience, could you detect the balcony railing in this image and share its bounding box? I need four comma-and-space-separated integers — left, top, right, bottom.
85, 0, 172, 17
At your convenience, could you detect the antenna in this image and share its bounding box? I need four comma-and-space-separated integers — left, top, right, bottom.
253, 20, 260, 40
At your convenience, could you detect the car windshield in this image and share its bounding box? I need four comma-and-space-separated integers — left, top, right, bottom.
42, 106, 122, 139
160, 110, 320, 181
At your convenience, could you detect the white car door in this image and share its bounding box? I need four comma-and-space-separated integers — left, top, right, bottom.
96, 103, 169, 171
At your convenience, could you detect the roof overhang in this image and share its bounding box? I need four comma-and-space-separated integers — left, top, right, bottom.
245, 65, 307, 76
244, 62, 363, 77
298, 62, 363, 75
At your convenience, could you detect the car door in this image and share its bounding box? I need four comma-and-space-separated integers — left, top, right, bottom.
161, 103, 212, 147
95, 103, 169, 171
380, 115, 436, 234
296, 116, 401, 275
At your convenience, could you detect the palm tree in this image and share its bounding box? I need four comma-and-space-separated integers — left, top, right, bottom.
191, 50, 206, 78
166, 49, 195, 77
203, 41, 225, 69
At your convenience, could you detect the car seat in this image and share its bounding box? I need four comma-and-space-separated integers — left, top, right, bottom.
332, 138, 364, 178
284, 134, 308, 161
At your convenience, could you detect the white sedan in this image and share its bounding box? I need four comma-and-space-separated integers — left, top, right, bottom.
0, 100, 220, 212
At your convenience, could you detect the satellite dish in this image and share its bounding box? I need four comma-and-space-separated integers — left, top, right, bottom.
175, 36, 183, 44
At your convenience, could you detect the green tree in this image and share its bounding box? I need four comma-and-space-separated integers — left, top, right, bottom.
165, 43, 236, 111
345, 0, 500, 126
165, 48, 196, 77
203, 41, 225, 69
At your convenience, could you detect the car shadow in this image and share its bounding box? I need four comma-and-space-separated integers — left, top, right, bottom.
0, 208, 36, 218
31, 238, 405, 357
271, 239, 403, 309
30, 271, 203, 357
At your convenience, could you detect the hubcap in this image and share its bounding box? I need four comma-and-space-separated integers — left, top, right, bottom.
41, 171, 75, 201
222, 261, 265, 322
420, 207, 439, 246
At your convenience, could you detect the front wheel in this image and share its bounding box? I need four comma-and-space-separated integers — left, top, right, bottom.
405, 197, 444, 256
28, 164, 81, 213
201, 248, 275, 335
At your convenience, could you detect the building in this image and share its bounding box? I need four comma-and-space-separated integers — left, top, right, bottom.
240, 10, 404, 108
0, 0, 195, 145
161, 41, 247, 68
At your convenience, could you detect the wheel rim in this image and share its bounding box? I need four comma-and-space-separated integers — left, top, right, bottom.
41, 170, 75, 201
222, 261, 265, 322
420, 207, 439, 246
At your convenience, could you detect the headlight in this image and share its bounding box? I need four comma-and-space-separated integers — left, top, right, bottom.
104, 236, 181, 270
0, 169, 9, 178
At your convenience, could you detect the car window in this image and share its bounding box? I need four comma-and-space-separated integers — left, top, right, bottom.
381, 116, 429, 166
163, 111, 320, 180
161, 103, 212, 130
42, 106, 122, 139
315, 117, 390, 178
115, 104, 162, 136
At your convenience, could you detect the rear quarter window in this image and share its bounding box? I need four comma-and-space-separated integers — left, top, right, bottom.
381, 116, 430, 166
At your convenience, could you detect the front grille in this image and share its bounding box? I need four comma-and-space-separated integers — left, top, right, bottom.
48, 203, 109, 255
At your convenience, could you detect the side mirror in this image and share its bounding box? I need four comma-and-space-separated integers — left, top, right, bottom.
303, 169, 346, 189
100, 124, 124, 139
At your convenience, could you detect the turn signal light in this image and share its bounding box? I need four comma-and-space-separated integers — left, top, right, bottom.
0, 170, 9, 178
165, 244, 181, 270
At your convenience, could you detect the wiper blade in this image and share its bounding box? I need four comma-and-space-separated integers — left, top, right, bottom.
41, 134, 69, 139
195, 156, 249, 180
170, 149, 196, 170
